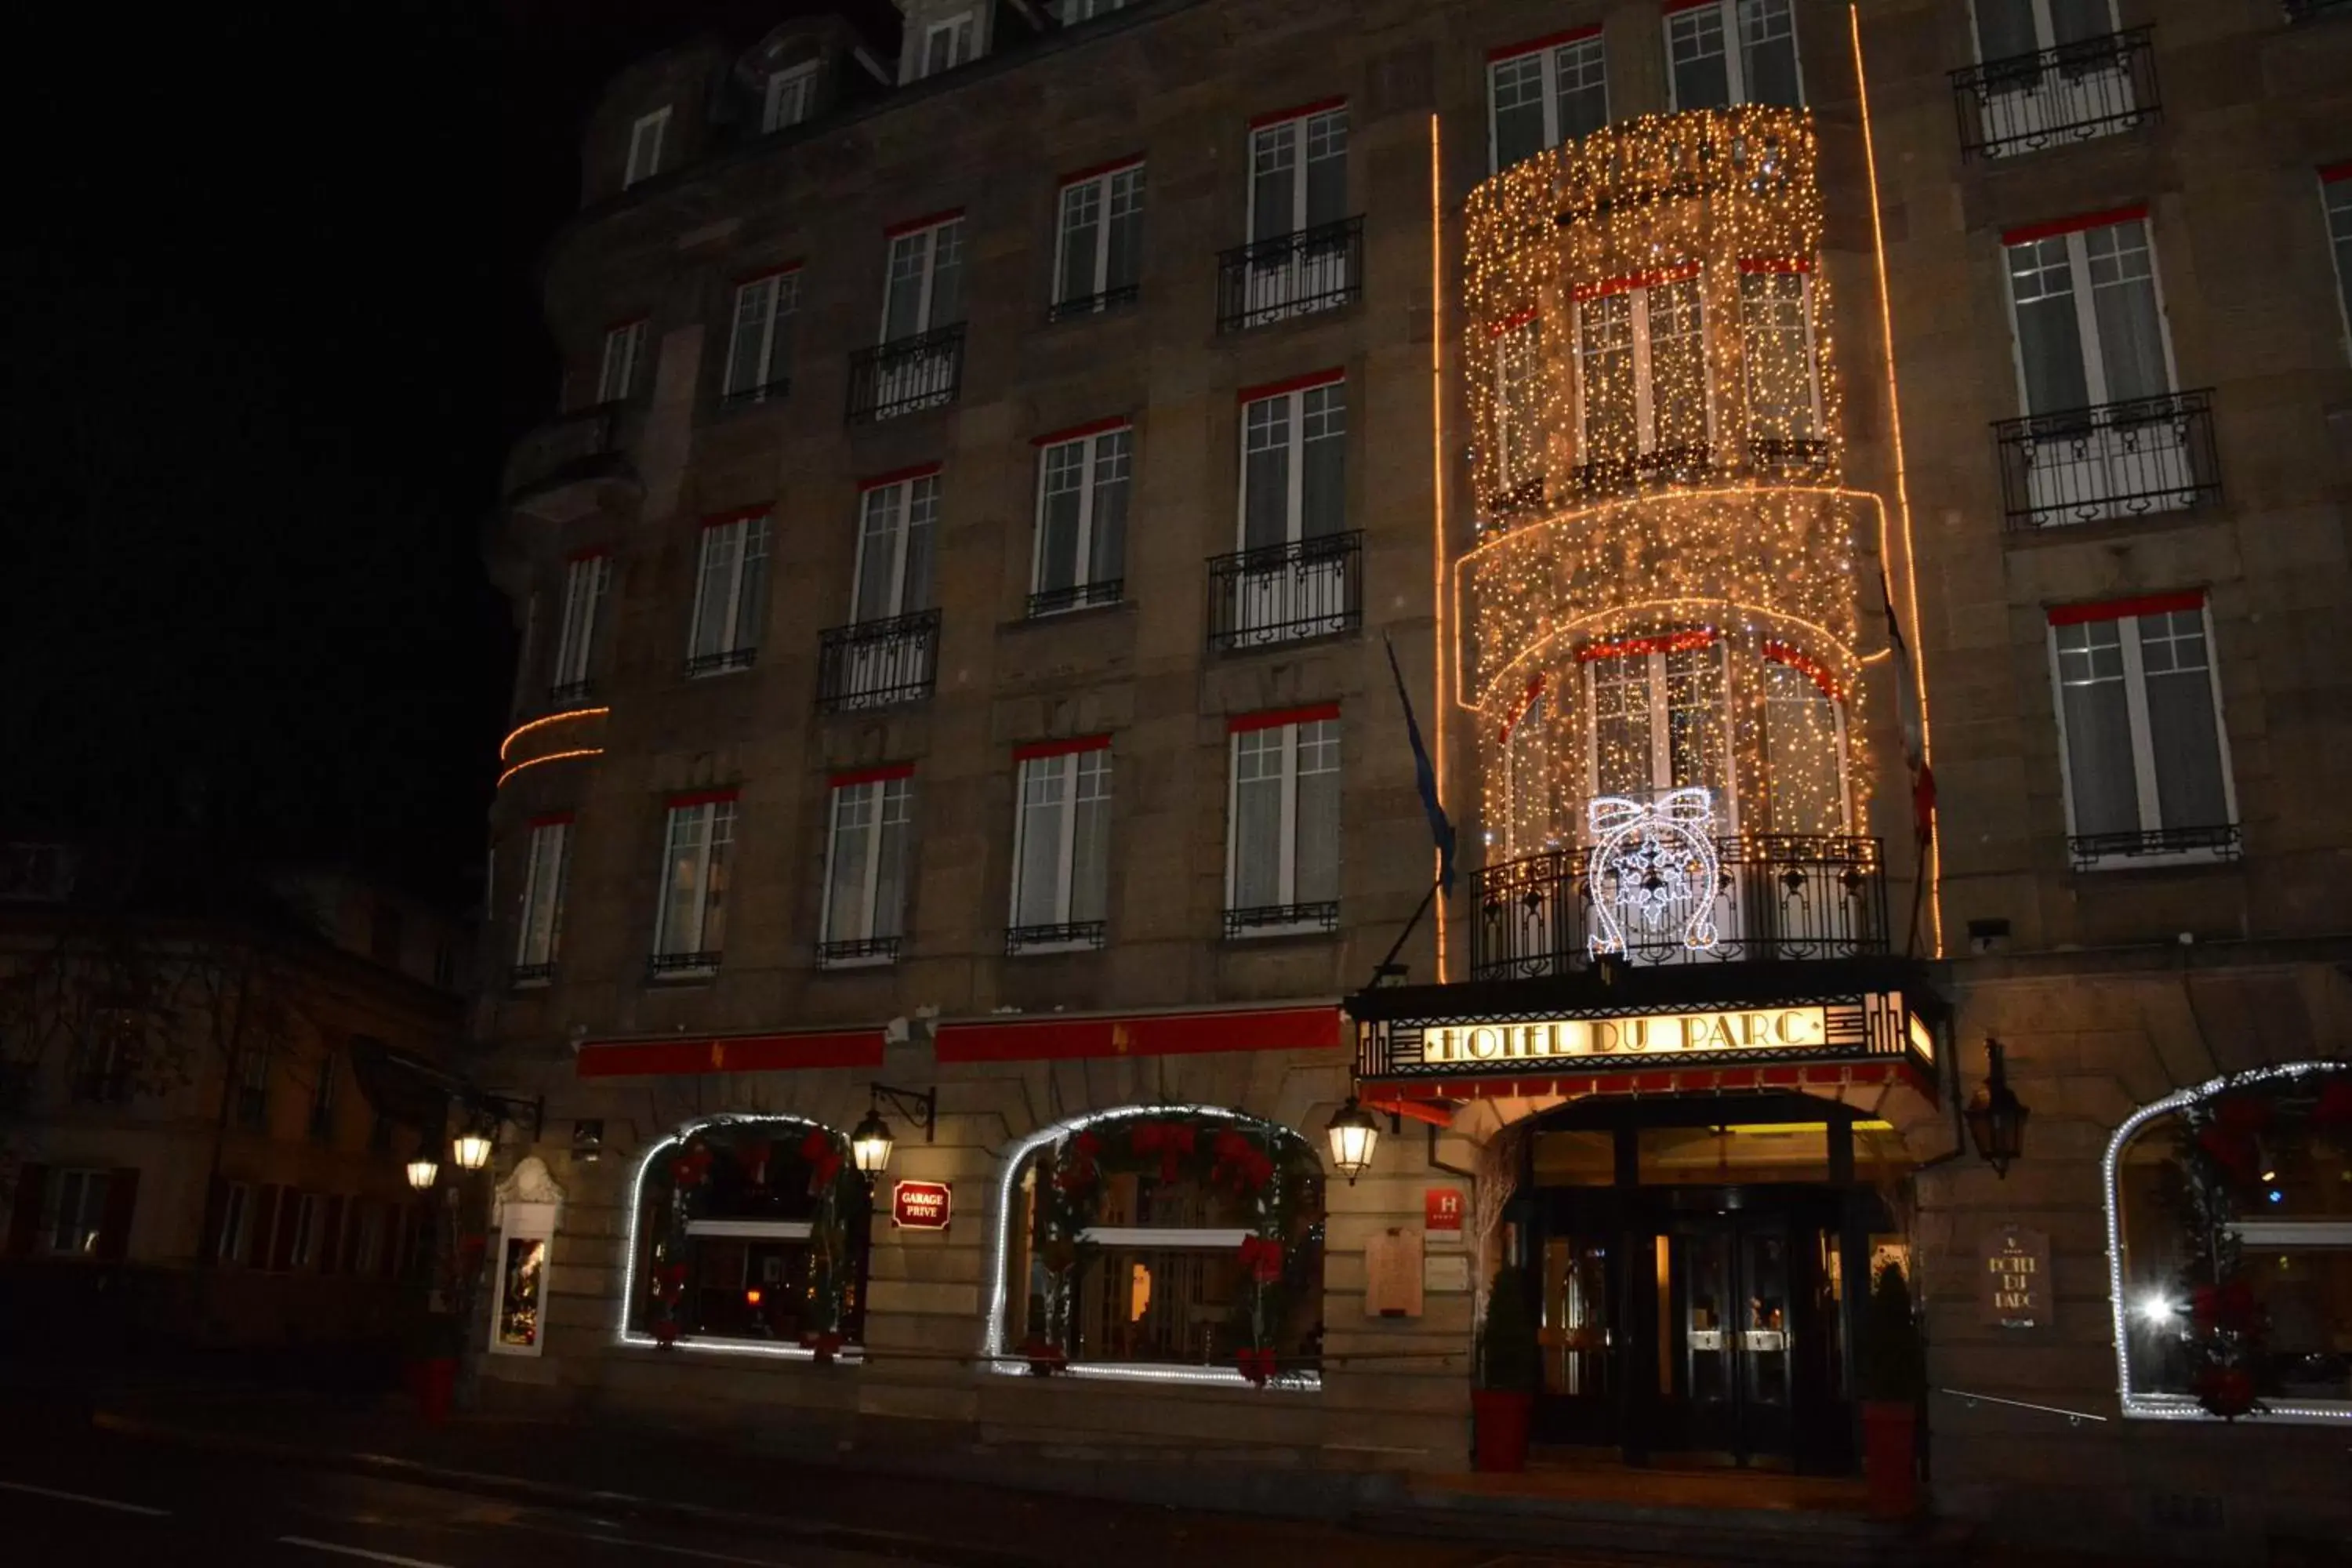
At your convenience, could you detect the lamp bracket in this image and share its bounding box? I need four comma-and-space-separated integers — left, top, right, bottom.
869, 1081, 937, 1142
466, 1091, 545, 1142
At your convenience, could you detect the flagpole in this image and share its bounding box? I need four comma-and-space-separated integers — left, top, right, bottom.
1368, 876, 1443, 989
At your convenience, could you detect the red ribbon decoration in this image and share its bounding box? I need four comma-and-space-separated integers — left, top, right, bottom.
671, 1142, 715, 1189
1211, 1130, 1275, 1193
2213, 1097, 2273, 1136
1129, 1121, 1197, 1184
2310, 1076, 2352, 1131
800, 1128, 842, 1189
2194, 1365, 2257, 1420
2196, 1123, 2260, 1184
1236, 1347, 1278, 1386
1237, 1235, 1286, 1284
2190, 1281, 2260, 1335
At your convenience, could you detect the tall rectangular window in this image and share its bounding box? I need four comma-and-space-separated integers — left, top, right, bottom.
721, 267, 800, 406
514, 815, 572, 981
687, 511, 770, 674
216, 1182, 252, 1265
2049, 594, 2236, 867
1583, 633, 1730, 808
307, 1051, 338, 1145
2325, 168, 2352, 361
852, 472, 939, 622
820, 768, 913, 966
596, 320, 646, 404
1225, 710, 1341, 936
1240, 376, 1346, 549
881, 216, 964, 341
652, 794, 735, 971
1494, 316, 1545, 495
1008, 739, 1112, 950
760, 63, 817, 132
550, 550, 610, 702
1029, 423, 1131, 615
2003, 212, 2173, 414
1738, 263, 1823, 453
623, 107, 670, 188
920, 13, 975, 78
1054, 0, 1127, 17
1054, 162, 1145, 317
1666, 0, 1801, 111
42, 1169, 112, 1255
1487, 29, 1607, 172
290, 1192, 323, 1270
237, 1047, 270, 1131
1965, 0, 2136, 158
1575, 269, 1711, 474
1250, 104, 1348, 241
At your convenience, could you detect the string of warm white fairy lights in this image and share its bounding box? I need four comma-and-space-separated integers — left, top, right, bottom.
1457, 106, 1867, 858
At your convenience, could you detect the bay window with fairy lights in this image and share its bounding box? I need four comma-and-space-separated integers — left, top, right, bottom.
629, 1119, 873, 1353
1581, 632, 1733, 814
995, 1109, 1324, 1385
1487, 28, 1607, 174
2110, 1063, 2352, 1422
1665, 0, 1802, 112
2047, 593, 2237, 869
1492, 314, 1547, 510
1573, 268, 1712, 489
1737, 262, 1825, 466
651, 793, 734, 975
1225, 709, 1340, 937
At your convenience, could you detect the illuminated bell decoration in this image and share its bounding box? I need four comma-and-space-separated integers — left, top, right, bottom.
405, 1156, 440, 1191
1586, 788, 1722, 955
451, 1130, 495, 1172
1326, 1098, 1382, 1185
1965, 1039, 2030, 1178
850, 1109, 895, 1176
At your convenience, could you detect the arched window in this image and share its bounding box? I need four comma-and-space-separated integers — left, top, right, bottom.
2108, 1063, 2352, 1422
986, 1107, 1324, 1387
624, 1116, 873, 1357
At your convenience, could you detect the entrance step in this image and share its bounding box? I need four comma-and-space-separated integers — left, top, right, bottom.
1363, 1472, 1969, 1567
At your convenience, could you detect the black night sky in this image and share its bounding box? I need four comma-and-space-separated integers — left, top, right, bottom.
3, 3, 885, 908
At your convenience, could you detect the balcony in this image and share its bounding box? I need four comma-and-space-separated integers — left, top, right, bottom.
817, 936, 900, 969
1994, 389, 2220, 532
1951, 28, 2158, 161
1007, 920, 1108, 956
510, 962, 555, 988
719, 374, 790, 412
1048, 283, 1138, 324
684, 648, 757, 678
1224, 902, 1340, 940
1215, 216, 1363, 332
816, 609, 940, 713
2070, 823, 2241, 871
648, 950, 721, 980
1207, 531, 1361, 653
1025, 579, 1123, 619
503, 404, 630, 520
847, 325, 964, 423
1470, 837, 1889, 981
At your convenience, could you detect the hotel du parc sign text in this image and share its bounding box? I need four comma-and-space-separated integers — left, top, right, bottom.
1421, 1007, 1830, 1065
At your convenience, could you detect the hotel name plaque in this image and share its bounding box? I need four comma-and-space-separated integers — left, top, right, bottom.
1421, 1007, 1829, 1065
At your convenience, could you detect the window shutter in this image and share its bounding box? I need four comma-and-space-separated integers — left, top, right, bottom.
201, 1177, 230, 1261
319, 1196, 347, 1274
96, 1167, 140, 1261
5, 1163, 49, 1258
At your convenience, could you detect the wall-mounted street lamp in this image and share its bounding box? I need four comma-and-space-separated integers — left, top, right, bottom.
405, 1150, 441, 1192
1965, 1038, 2031, 1178
451, 1126, 495, 1173
851, 1082, 938, 1178
1326, 1097, 1383, 1185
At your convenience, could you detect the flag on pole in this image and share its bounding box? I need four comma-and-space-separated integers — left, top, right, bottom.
1880, 571, 1934, 846
1383, 633, 1457, 896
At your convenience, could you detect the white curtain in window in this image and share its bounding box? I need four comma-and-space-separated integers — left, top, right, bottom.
1232, 731, 1286, 909
2055, 620, 2139, 835
1294, 720, 1341, 904
2136, 610, 2227, 829
854, 477, 937, 620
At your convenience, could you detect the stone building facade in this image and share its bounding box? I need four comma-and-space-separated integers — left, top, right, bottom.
477, 0, 2352, 1556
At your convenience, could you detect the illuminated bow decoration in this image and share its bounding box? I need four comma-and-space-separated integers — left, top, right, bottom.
1584, 787, 1722, 958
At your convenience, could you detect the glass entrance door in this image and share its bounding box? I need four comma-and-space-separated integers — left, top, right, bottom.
1673, 1215, 1795, 1463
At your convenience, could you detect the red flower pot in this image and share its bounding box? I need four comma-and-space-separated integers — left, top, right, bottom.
1860, 1401, 1918, 1519
1471, 1389, 1534, 1473
412, 1356, 459, 1426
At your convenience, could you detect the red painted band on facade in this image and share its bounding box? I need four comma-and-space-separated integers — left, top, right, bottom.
666, 788, 739, 808
1236, 368, 1345, 404
2321, 161, 2352, 185
883, 209, 962, 238
1487, 25, 1601, 60
735, 260, 803, 285
934, 1005, 1341, 1064
701, 506, 770, 528
1999, 204, 2149, 245
565, 544, 612, 561
1061, 153, 1144, 185
1248, 96, 1345, 129
1576, 628, 1716, 662
2047, 590, 2203, 626
858, 462, 942, 490
1661, 0, 1720, 14
1486, 307, 1539, 338
526, 811, 575, 828
1762, 638, 1845, 702
1571, 262, 1701, 301
1229, 702, 1341, 734
1012, 735, 1112, 761
1497, 673, 1547, 745
1031, 415, 1131, 447
1737, 256, 1813, 274
604, 315, 648, 332
828, 762, 916, 788
575, 1029, 885, 1080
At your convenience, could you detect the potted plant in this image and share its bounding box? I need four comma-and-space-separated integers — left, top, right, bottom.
403, 1310, 463, 1426
1472, 1265, 1540, 1472
1857, 1260, 1926, 1519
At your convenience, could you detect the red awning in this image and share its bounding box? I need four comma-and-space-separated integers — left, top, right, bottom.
575, 1029, 884, 1079
934, 1004, 1341, 1065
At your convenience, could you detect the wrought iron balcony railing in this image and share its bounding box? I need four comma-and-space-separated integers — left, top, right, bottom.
816, 608, 940, 713
510, 962, 556, 987
1224, 902, 1340, 939
648, 950, 721, 978
1565, 444, 1720, 499
546, 678, 594, 707
719, 376, 791, 411
1207, 530, 1361, 653
1216, 216, 1363, 332
1049, 282, 1139, 323
846, 323, 965, 423
503, 404, 625, 505
2069, 823, 2241, 870
1994, 389, 2220, 531
817, 936, 899, 969
1007, 920, 1108, 955
1951, 27, 2158, 161
685, 647, 757, 677
1026, 579, 1123, 618
1470, 837, 1889, 980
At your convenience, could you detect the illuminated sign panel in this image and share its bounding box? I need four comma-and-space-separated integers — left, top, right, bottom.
1422, 1007, 1829, 1065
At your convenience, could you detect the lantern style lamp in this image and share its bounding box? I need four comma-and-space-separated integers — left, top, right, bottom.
1326, 1097, 1383, 1185
851, 1108, 895, 1177
405, 1154, 440, 1192
1965, 1039, 2030, 1178
451, 1126, 495, 1172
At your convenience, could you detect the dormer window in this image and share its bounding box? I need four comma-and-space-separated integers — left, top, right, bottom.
920, 13, 975, 79
623, 107, 670, 189
761, 62, 818, 132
